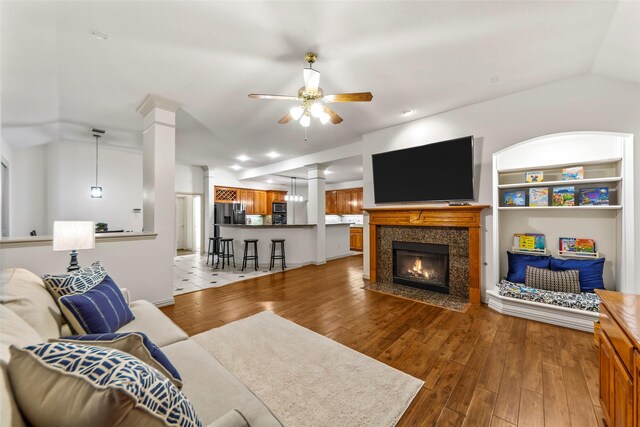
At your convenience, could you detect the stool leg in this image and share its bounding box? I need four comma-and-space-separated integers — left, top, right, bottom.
282, 242, 286, 269
241, 243, 247, 272
231, 241, 236, 267
215, 242, 220, 269
269, 243, 274, 270
223, 242, 227, 269
254, 242, 259, 271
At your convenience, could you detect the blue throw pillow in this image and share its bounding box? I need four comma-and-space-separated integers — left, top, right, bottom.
56, 332, 182, 388
506, 252, 551, 284
9, 342, 201, 427
42, 261, 107, 299
550, 257, 605, 292
59, 275, 134, 334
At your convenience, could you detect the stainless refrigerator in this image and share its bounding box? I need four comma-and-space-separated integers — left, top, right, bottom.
214, 203, 245, 238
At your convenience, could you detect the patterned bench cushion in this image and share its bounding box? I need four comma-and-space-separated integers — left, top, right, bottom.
497, 280, 601, 312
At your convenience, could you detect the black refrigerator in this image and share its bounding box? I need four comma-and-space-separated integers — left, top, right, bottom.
213, 203, 245, 238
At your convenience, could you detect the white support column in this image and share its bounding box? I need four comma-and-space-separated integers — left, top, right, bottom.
136, 94, 182, 294
307, 164, 326, 265
203, 166, 215, 244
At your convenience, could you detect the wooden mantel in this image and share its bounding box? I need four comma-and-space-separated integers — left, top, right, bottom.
365, 205, 489, 304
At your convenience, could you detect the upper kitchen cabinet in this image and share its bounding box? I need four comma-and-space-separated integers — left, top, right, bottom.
326, 188, 363, 215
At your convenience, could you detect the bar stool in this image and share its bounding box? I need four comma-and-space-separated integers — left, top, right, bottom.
270, 239, 286, 271
216, 238, 235, 269
206, 237, 220, 265
241, 239, 259, 271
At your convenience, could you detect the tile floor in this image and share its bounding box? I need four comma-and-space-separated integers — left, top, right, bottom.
172, 253, 297, 296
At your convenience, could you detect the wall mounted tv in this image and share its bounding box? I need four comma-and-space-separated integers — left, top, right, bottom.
372, 136, 475, 203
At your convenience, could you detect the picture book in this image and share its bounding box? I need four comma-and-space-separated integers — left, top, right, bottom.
559, 237, 596, 253
525, 171, 543, 183
504, 190, 525, 206
553, 186, 575, 206
579, 187, 609, 206
562, 166, 584, 181
529, 187, 548, 207
514, 233, 546, 252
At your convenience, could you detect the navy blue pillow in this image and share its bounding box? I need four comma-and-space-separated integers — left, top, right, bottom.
550, 257, 605, 293
59, 275, 135, 334
506, 252, 551, 284
58, 332, 182, 388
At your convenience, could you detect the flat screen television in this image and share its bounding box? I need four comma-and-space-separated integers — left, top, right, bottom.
372, 136, 474, 203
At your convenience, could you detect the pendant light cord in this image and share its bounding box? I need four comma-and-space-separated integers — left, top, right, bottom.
95, 135, 99, 186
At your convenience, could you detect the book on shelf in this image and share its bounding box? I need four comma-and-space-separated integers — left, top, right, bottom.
504, 190, 525, 206
529, 187, 548, 207
562, 166, 584, 180
559, 237, 596, 254
553, 186, 575, 206
579, 187, 609, 206
525, 171, 543, 183
513, 233, 546, 253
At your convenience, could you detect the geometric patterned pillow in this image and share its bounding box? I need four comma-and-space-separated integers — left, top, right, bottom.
41, 261, 107, 299
525, 266, 581, 294
53, 332, 183, 389
8, 342, 202, 427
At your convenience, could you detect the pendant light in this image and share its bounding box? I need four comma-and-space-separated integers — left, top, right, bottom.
90, 129, 105, 198
285, 177, 303, 202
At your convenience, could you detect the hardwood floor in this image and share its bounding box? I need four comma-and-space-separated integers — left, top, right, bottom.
161, 255, 602, 426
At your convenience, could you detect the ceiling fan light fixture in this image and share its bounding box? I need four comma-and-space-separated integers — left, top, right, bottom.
290, 106, 304, 120
319, 112, 330, 124
310, 102, 324, 118
300, 115, 311, 128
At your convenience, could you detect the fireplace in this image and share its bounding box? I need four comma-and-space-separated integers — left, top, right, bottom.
392, 241, 449, 294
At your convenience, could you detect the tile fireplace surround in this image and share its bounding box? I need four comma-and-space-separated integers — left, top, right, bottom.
365, 206, 489, 304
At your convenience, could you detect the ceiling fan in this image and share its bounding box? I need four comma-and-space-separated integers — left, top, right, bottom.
248, 52, 373, 127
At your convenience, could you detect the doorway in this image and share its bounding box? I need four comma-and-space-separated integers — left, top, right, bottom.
175, 193, 203, 255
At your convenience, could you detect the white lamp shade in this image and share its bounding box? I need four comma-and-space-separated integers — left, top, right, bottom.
53, 221, 96, 251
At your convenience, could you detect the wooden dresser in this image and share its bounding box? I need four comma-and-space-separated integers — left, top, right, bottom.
595, 289, 640, 427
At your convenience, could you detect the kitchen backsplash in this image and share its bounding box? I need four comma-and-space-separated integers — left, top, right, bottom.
245, 215, 264, 225
325, 214, 363, 225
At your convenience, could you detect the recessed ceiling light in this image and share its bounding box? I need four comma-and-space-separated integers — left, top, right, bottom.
236, 154, 249, 162
266, 179, 274, 184
325, 170, 333, 175
401, 110, 414, 116
89, 29, 109, 41
266, 151, 280, 159
230, 164, 242, 171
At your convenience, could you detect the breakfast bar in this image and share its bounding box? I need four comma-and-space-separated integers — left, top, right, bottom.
218, 223, 351, 267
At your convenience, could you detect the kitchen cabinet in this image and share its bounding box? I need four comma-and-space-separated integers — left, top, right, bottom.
327, 188, 363, 215
214, 186, 239, 203
253, 191, 267, 215
239, 190, 253, 214
595, 290, 640, 427
326, 191, 337, 215
350, 227, 363, 251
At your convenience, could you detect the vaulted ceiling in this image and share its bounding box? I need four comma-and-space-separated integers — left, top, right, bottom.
2, 1, 638, 171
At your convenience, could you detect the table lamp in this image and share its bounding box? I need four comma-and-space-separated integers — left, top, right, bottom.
53, 221, 96, 272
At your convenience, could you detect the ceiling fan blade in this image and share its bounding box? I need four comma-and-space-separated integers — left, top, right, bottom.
278, 113, 293, 124
323, 107, 343, 124
248, 94, 299, 101
303, 68, 320, 93
323, 92, 373, 103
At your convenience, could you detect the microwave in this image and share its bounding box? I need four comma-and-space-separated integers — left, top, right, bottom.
272, 202, 287, 213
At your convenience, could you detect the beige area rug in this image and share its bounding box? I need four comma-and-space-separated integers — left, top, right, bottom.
364, 282, 470, 313
192, 311, 424, 427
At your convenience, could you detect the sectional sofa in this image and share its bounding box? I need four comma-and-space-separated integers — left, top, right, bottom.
0, 268, 282, 427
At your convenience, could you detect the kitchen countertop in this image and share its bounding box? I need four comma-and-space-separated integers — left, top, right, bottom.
219, 224, 317, 228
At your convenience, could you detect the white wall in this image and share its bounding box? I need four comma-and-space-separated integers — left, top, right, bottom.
11, 145, 47, 236
361, 74, 640, 298
326, 180, 364, 191
175, 163, 204, 194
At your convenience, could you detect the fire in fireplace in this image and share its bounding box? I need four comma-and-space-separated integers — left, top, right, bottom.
392, 241, 449, 294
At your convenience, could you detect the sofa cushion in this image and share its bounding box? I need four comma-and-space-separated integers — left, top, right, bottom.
506, 252, 551, 284
58, 276, 135, 334
1, 305, 44, 427
9, 342, 202, 427
118, 300, 188, 348
207, 409, 249, 427
54, 332, 182, 388
41, 261, 106, 299
1, 268, 64, 340
161, 339, 282, 427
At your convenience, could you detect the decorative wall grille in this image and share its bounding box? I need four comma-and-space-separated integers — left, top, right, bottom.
215, 188, 238, 202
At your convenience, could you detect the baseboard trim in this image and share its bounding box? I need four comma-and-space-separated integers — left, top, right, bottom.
153, 298, 175, 307
486, 289, 597, 332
